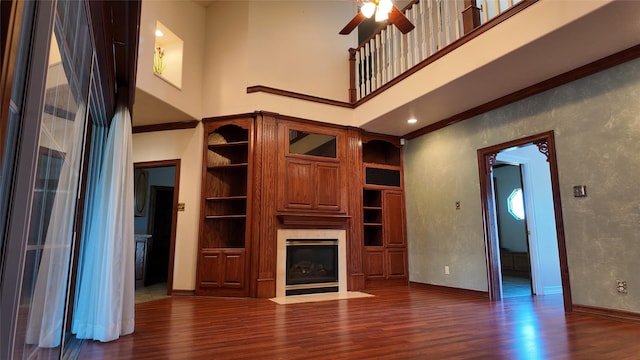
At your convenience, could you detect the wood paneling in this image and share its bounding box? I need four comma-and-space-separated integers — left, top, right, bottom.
221, 251, 244, 288
198, 250, 246, 293
383, 191, 405, 247
365, 249, 385, 278
346, 129, 365, 290
283, 159, 313, 209
314, 163, 340, 210
277, 120, 347, 214
198, 251, 221, 286
255, 114, 278, 298
196, 114, 404, 297
386, 249, 407, 278
79, 288, 640, 359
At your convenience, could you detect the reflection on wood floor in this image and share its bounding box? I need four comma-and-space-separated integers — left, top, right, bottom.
503, 275, 532, 298
79, 286, 640, 359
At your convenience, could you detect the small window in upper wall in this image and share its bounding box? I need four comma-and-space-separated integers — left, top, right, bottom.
154, 21, 183, 89
507, 188, 525, 220
288, 130, 336, 158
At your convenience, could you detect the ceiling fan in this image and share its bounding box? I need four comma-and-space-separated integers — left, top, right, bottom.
340, 0, 415, 35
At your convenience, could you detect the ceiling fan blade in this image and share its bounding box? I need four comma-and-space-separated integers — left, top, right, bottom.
339, 12, 366, 35
388, 5, 415, 34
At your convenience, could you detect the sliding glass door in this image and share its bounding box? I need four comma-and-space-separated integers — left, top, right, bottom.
1, 1, 95, 358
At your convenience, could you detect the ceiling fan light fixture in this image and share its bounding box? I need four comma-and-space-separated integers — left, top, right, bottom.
361, 2, 376, 18
375, 8, 389, 22
378, 0, 393, 15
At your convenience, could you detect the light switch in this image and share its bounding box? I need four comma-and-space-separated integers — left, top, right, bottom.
177, 203, 185, 211
573, 185, 587, 198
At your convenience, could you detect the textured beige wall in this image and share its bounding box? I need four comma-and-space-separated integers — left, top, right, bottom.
201, 1, 357, 124
132, 125, 204, 291
404, 58, 640, 312
137, 0, 206, 120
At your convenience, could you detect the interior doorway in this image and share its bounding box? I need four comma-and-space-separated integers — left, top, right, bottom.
477, 131, 573, 312
134, 160, 180, 296
493, 162, 533, 297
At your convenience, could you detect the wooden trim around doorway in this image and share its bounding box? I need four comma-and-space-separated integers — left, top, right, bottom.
476, 131, 573, 312
134, 159, 181, 296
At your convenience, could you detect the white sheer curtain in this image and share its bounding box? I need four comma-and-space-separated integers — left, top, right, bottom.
72, 103, 135, 342
25, 104, 87, 347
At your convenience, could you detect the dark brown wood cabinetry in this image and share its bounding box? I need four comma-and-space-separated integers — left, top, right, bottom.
362, 136, 408, 287
277, 121, 347, 213
196, 118, 253, 296
195, 113, 407, 297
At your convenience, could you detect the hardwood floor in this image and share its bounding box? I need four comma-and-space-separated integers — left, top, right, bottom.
78, 287, 640, 359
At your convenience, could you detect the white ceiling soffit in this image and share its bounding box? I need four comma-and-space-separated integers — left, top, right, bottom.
132, 88, 196, 126
358, 0, 640, 136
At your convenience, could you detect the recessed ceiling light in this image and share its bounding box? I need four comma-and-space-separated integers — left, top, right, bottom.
155, 30, 164, 37
407, 118, 417, 124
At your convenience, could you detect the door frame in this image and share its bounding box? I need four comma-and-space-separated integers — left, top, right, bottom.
134, 159, 180, 295
477, 131, 572, 312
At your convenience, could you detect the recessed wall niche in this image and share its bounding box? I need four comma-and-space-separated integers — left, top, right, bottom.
154, 21, 183, 89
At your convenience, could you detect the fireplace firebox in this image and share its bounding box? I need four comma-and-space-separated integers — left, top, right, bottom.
285, 239, 338, 295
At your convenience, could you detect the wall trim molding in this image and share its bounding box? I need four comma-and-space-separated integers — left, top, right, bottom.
409, 281, 489, 299
132, 120, 199, 134
171, 289, 195, 296
247, 85, 353, 108
572, 304, 640, 324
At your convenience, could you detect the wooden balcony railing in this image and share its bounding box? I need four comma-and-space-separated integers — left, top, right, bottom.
349, 0, 524, 102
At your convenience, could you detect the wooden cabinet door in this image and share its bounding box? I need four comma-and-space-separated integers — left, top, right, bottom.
198, 250, 222, 288
221, 250, 245, 288
365, 249, 385, 279
198, 249, 245, 289
282, 159, 343, 212
283, 159, 313, 209
315, 163, 340, 210
386, 249, 407, 279
383, 191, 406, 247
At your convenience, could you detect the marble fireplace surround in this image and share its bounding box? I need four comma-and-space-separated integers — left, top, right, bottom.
276, 229, 347, 298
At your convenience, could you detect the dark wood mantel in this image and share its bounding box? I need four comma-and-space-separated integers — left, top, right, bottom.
276, 213, 351, 229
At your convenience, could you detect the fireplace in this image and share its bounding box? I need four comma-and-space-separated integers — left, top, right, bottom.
286, 239, 338, 295
276, 229, 347, 297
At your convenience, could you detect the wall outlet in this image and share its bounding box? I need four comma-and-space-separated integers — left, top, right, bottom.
444, 266, 450, 275
617, 280, 627, 294
455, 201, 461, 210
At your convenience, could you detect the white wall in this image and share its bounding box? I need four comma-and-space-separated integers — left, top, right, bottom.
246, 1, 355, 101
132, 125, 203, 291
201, 1, 357, 125
137, 0, 205, 120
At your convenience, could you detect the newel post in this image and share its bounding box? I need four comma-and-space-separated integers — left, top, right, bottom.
462, 0, 481, 34
349, 48, 357, 103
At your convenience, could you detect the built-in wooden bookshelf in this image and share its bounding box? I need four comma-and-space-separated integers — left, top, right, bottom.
196, 119, 253, 296
361, 136, 408, 286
